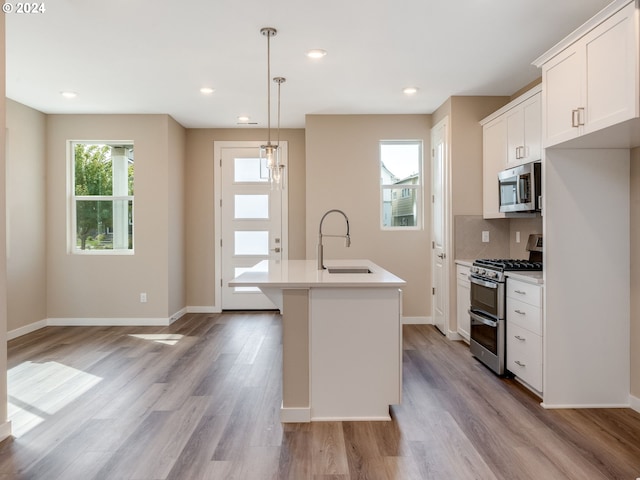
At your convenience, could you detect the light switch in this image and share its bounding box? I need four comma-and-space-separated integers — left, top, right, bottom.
482, 231, 490, 243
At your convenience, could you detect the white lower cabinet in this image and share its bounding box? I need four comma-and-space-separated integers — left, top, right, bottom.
506, 277, 543, 393
456, 265, 471, 342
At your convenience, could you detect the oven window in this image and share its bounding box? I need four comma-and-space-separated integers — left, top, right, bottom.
470, 284, 498, 316
471, 319, 498, 355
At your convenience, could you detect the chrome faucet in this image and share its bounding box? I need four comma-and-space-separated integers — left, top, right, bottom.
317, 209, 351, 270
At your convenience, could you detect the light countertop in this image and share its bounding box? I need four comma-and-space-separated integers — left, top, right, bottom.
505, 270, 544, 285
455, 259, 474, 268
229, 259, 406, 288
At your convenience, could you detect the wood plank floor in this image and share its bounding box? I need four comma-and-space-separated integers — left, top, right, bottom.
1, 312, 639, 479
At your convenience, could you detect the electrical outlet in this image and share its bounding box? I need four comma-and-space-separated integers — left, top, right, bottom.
482, 231, 490, 243
516, 231, 521, 243
140, 292, 147, 303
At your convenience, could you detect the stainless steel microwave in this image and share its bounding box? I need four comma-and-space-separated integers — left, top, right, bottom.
497, 162, 541, 213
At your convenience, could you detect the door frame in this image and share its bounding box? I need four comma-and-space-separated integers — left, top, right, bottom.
213, 140, 289, 310
430, 117, 452, 337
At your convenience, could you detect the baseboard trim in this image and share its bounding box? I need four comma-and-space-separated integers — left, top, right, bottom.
187, 306, 223, 314
7, 309, 206, 340
0, 421, 11, 442
630, 394, 640, 413
169, 308, 188, 324
402, 316, 431, 325
8, 320, 48, 340
280, 404, 310, 423
541, 402, 631, 409
47, 317, 173, 327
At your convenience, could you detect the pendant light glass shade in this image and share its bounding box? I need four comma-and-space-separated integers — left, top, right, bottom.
260, 143, 284, 188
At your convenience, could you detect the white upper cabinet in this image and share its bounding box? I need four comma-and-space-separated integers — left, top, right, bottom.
482, 115, 507, 219
506, 94, 542, 167
535, 1, 638, 148
480, 85, 541, 219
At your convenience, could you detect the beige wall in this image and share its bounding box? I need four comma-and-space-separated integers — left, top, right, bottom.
434, 97, 510, 333
5, 100, 47, 332
631, 148, 640, 399
184, 128, 306, 309
305, 115, 431, 318
168, 117, 186, 316
46, 114, 183, 319
450, 97, 510, 216
0, 13, 9, 436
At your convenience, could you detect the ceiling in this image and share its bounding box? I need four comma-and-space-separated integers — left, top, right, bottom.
6, 0, 613, 129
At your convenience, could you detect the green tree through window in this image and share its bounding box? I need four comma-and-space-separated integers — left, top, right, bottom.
72, 142, 134, 252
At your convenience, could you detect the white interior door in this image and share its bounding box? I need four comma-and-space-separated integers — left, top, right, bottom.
219, 145, 287, 310
431, 118, 449, 335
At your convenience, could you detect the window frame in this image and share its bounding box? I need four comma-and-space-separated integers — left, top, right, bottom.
68, 140, 135, 255
379, 139, 423, 231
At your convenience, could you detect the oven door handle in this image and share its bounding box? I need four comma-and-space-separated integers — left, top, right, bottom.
468, 310, 498, 328
469, 276, 499, 289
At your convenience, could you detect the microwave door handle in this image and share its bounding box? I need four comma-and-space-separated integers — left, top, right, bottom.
515, 175, 522, 204
468, 310, 499, 328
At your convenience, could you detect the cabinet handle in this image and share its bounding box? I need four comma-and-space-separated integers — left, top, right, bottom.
577, 107, 585, 126
515, 335, 526, 341
515, 360, 526, 367
571, 109, 582, 127
514, 290, 526, 295
514, 309, 525, 315
517, 146, 527, 159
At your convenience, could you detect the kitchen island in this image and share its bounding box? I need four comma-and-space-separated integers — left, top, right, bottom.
229, 259, 406, 423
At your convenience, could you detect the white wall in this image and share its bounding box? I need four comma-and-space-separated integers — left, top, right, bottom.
0, 12, 10, 440
544, 148, 630, 407
629, 148, 640, 402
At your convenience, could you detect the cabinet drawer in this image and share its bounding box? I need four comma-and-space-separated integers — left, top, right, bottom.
507, 279, 541, 307
456, 265, 471, 282
507, 298, 542, 335
507, 323, 542, 392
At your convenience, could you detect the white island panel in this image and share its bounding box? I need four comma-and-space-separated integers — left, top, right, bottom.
310, 288, 401, 421
229, 259, 405, 422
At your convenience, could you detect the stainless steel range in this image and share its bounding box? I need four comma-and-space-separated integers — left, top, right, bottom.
468, 234, 543, 375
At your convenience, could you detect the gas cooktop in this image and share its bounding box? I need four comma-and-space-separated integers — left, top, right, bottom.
473, 259, 543, 271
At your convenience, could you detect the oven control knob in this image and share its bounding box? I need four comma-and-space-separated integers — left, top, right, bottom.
487, 271, 497, 279
470, 266, 478, 274
478, 268, 486, 275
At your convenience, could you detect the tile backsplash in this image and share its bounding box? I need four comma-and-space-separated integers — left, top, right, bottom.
454, 215, 542, 261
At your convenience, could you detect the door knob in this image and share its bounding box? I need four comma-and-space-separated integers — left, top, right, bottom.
270, 247, 281, 253
437, 253, 446, 259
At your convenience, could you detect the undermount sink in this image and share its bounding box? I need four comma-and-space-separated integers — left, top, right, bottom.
326, 266, 372, 274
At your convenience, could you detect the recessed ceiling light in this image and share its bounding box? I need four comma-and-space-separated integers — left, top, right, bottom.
60, 91, 77, 99
306, 49, 327, 59
200, 87, 215, 95
403, 87, 418, 95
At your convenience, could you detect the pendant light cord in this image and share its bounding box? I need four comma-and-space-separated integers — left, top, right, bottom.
266, 32, 272, 146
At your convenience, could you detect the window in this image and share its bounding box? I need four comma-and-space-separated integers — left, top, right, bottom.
380, 140, 422, 229
70, 142, 134, 253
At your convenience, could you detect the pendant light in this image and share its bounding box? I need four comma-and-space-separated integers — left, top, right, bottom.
259, 27, 286, 189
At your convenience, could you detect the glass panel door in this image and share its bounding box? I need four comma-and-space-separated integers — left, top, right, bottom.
220, 147, 285, 309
